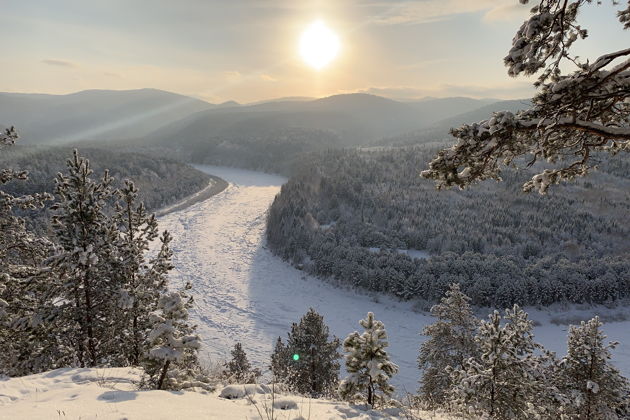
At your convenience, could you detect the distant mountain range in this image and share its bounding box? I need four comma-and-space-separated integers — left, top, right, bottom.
0, 88, 530, 148
0, 89, 213, 144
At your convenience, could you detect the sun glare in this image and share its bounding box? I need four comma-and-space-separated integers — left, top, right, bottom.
299, 20, 340, 70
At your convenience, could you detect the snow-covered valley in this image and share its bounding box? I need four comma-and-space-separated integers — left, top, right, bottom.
158, 165, 630, 392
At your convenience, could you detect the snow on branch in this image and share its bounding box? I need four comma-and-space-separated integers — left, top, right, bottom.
423, 0, 630, 193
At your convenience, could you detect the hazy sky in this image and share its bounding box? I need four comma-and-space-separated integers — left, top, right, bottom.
1, 0, 626, 103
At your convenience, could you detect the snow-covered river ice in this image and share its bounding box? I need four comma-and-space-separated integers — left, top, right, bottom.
158, 165, 630, 391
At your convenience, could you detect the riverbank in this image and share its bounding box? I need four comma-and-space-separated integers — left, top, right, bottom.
155, 174, 228, 217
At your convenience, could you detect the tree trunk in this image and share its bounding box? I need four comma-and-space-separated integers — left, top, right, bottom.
310, 347, 316, 397
157, 360, 171, 390
74, 286, 85, 367
83, 272, 97, 367
368, 377, 374, 407
131, 311, 139, 365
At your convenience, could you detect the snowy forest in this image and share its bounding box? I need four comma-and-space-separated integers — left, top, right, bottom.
0, 146, 210, 209
267, 146, 630, 306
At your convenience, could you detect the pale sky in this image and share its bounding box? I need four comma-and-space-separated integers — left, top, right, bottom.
1, 0, 626, 103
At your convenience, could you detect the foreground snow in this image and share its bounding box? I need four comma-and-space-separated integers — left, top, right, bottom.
158, 165, 630, 392
1, 368, 455, 419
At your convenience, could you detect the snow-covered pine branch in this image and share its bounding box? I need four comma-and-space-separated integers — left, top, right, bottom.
142, 289, 201, 390
0, 126, 18, 147
422, 0, 630, 193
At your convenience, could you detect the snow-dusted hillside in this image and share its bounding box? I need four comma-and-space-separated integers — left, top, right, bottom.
158, 165, 630, 392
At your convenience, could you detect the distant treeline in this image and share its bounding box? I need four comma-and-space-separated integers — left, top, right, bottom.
0, 146, 210, 232
266, 147, 630, 306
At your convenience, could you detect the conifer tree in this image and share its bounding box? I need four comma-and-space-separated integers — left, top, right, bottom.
0, 127, 54, 376
450, 305, 540, 419
142, 288, 201, 390
418, 283, 479, 406
339, 312, 399, 407
111, 180, 171, 366
556, 317, 630, 419
48, 150, 119, 367
224, 342, 261, 384
283, 308, 341, 397
270, 336, 290, 381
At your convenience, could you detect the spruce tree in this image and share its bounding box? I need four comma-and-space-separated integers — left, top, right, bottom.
450, 305, 540, 419
48, 150, 119, 367
339, 312, 399, 407
283, 308, 341, 397
418, 283, 479, 406
556, 317, 630, 419
224, 342, 261, 384
142, 288, 201, 390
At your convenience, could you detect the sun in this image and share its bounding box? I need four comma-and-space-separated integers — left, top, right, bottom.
299, 20, 340, 70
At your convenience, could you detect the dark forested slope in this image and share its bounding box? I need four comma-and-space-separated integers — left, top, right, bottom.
266, 147, 630, 307
0, 146, 210, 231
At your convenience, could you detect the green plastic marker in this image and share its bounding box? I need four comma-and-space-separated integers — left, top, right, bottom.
292, 354, 300, 361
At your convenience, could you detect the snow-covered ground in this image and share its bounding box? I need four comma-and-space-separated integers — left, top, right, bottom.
158, 165, 630, 392
2, 368, 451, 419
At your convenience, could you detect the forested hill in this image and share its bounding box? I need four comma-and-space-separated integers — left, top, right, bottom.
266, 147, 630, 307
0, 146, 210, 229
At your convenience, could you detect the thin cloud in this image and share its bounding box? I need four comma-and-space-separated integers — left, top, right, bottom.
260, 74, 277, 82
223, 70, 242, 81
483, 4, 531, 22
398, 58, 450, 71
42, 59, 77, 68
369, 0, 530, 25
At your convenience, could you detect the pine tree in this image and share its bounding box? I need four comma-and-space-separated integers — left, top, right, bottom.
283, 308, 341, 397
418, 283, 479, 406
223, 342, 261, 384
142, 288, 201, 390
0, 127, 54, 376
556, 317, 630, 419
450, 305, 540, 419
270, 336, 289, 381
47, 150, 119, 367
339, 312, 399, 407
111, 180, 171, 366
